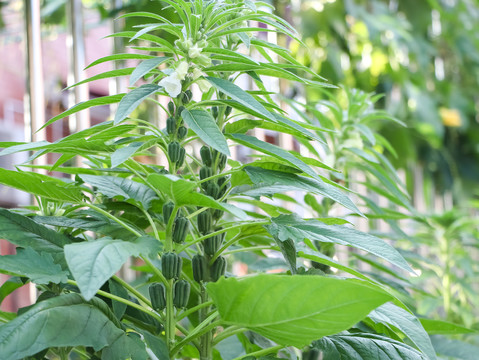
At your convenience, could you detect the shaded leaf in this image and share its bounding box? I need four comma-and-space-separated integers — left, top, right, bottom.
369, 303, 436, 360
0, 248, 68, 284
313, 333, 427, 360
242, 166, 361, 215
268, 215, 414, 274
80, 174, 158, 210
0, 293, 124, 359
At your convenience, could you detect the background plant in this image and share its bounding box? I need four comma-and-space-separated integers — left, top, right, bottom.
0, 1, 475, 360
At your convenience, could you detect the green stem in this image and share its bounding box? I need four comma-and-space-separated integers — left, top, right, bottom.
142, 256, 169, 288
213, 326, 247, 345
232, 345, 284, 360
177, 220, 270, 253
196, 168, 236, 185
112, 275, 151, 307
83, 203, 142, 237
177, 300, 214, 321
66, 280, 163, 323
166, 279, 176, 351
222, 245, 272, 257
141, 208, 160, 240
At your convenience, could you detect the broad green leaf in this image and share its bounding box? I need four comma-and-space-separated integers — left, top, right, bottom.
114, 84, 160, 124
80, 174, 158, 210
147, 174, 246, 219
206, 77, 272, 120
41, 94, 124, 130
207, 274, 392, 348
102, 332, 149, 360
65, 236, 160, 300
241, 167, 361, 215
268, 215, 414, 274
420, 318, 475, 335
430, 335, 479, 360
181, 109, 230, 155
0, 168, 83, 202
369, 303, 437, 360
0, 209, 71, 262
313, 333, 427, 360
0, 248, 68, 285
229, 134, 319, 180
0, 293, 124, 359
130, 56, 169, 85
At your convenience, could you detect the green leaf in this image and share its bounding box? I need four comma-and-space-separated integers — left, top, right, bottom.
241, 167, 361, 215
147, 174, 246, 219
181, 109, 230, 155
0, 311, 16, 324
273, 238, 296, 274
206, 77, 272, 120
41, 94, 124, 130
65, 236, 160, 300
430, 335, 479, 360
0, 248, 68, 285
369, 303, 437, 360
80, 175, 158, 210
420, 318, 475, 335
85, 53, 155, 70
268, 215, 414, 274
102, 332, 149, 360
207, 274, 392, 348
0, 168, 84, 203
0, 277, 25, 305
0, 209, 71, 262
313, 333, 427, 360
0, 293, 125, 359
114, 84, 160, 124
130, 56, 169, 85
66, 68, 134, 89
229, 134, 319, 180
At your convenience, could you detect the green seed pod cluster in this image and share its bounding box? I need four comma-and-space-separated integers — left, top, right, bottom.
197, 210, 212, 235
167, 101, 175, 114
162, 201, 175, 224
203, 231, 225, 256
205, 182, 220, 199
172, 216, 189, 243
177, 126, 187, 140
166, 117, 176, 135
200, 146, 212, 167
173, 280, 190, 309
192, 254, 208, 283
212, 106, 218, 119
161, 252, 182, 280
209, 256, 226, 282
168, 141, 181, 163
149, 283, 166, 311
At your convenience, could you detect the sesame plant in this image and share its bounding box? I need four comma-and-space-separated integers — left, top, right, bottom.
0, 1, 449, 359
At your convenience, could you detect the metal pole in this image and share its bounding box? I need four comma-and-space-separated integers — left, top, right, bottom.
24, 0, 46, 145
66, 0, 90, 135
24, 0, 45, 306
